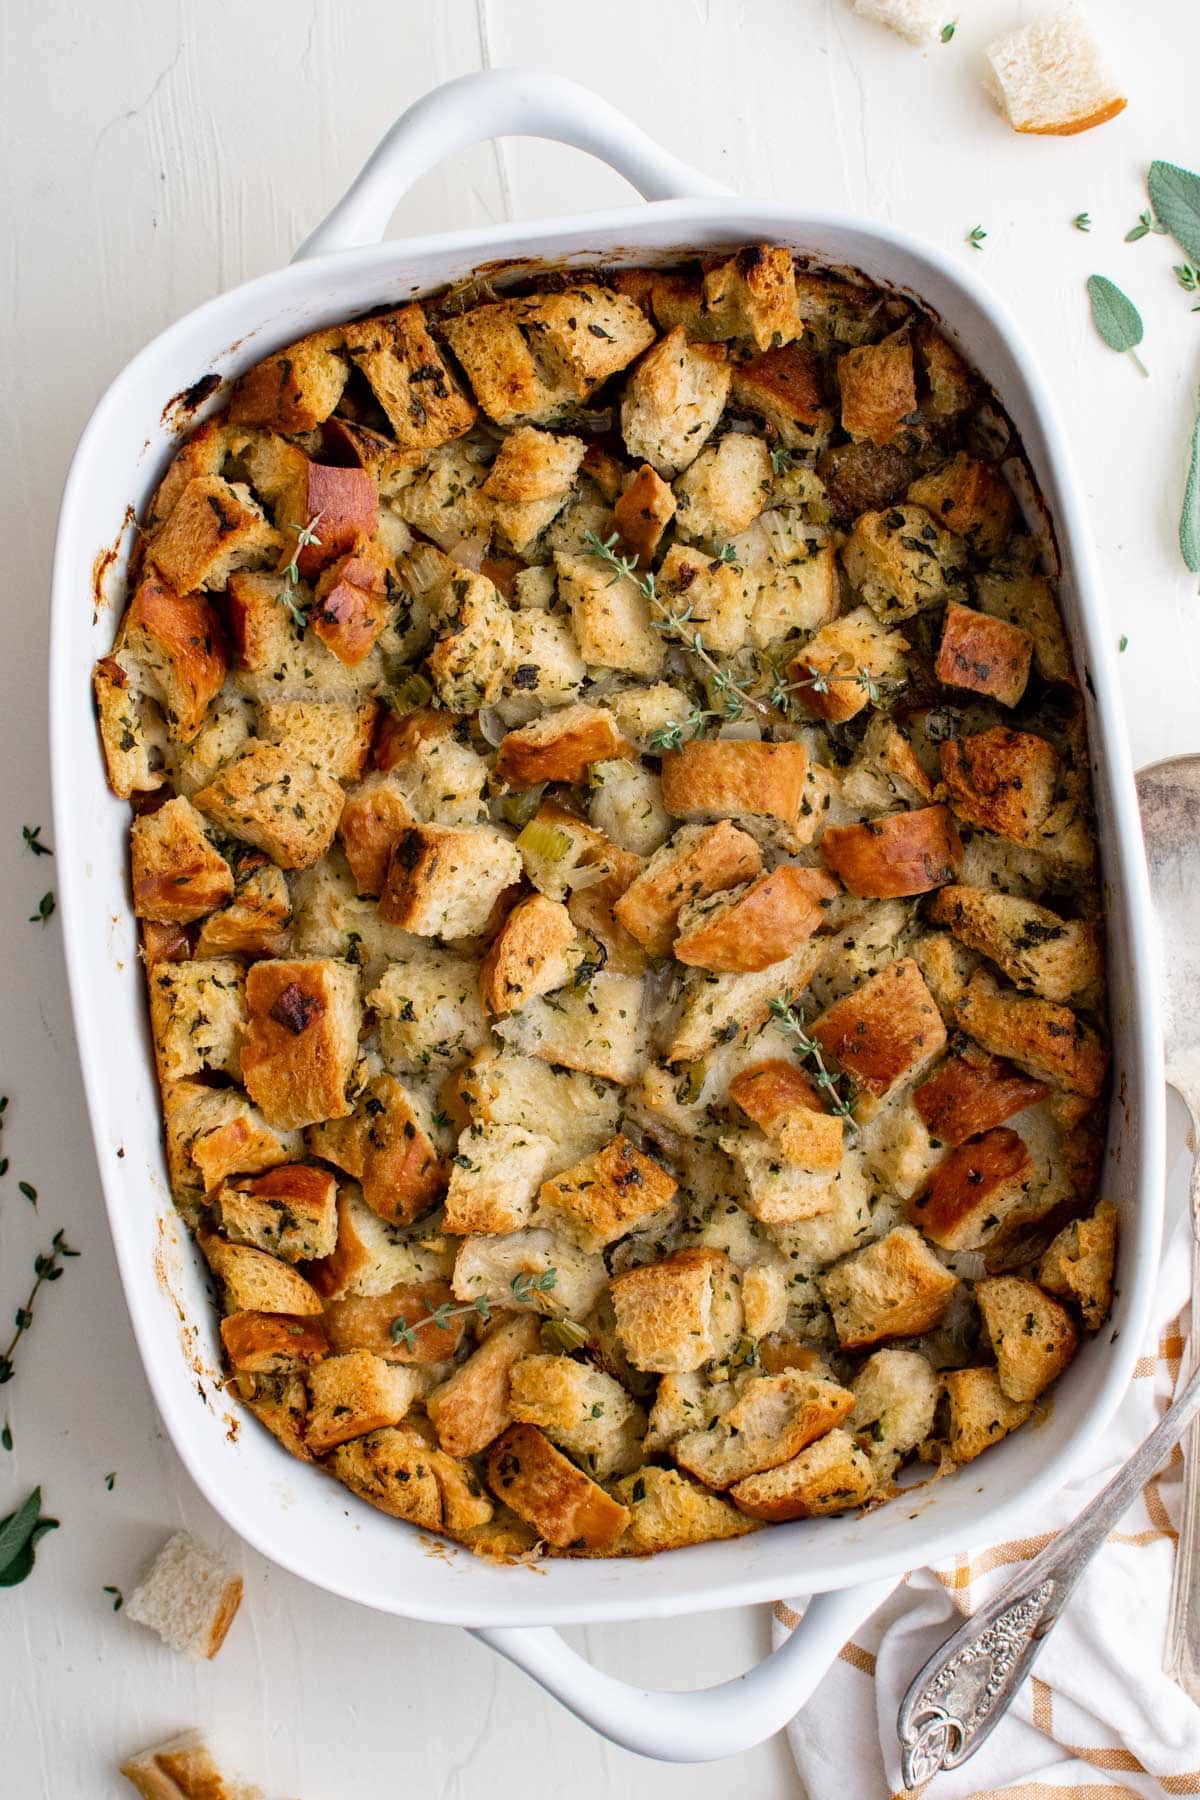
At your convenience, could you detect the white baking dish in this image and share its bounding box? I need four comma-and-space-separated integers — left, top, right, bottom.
50, 69, 1164, 1762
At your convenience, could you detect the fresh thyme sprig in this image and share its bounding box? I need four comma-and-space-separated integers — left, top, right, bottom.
22, 826, 52, 858
275, 513, 324, 630
0, 1229, 81, 1386
1174, 262, 1200, 296
28, 893, 55, 927
1072, 213, 1092, 234
103, 1584, 124, 1612
390, 1268, 558, 1350
768, 998, 859, 1135
1125, 209, 1167, 243
966, 225, 987, 252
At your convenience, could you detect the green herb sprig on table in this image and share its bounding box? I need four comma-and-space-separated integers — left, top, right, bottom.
21, 826, 52, 858
275, 513, 324, 630
768, 998, 859, 1137
28, 893, 55, 927
1086, 276, 1148, 376
0, 1487, 58, 1587
940, 21, 956, 43
1072, 213, 1092, 234
966, 225, 987, 251
0, 1229, 81, 1386
1125, 209, 1167, 243
103, 1585, 124, 1611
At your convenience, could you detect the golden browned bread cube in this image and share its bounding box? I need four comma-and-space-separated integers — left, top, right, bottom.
653, 248, 803, 350
234, 1369, 312, 1462
341, 303, 477, 449
654, 543, 748, 655
425, 1313, 543, 1458
673, 433, 773, 544
928, 885, 1101, 1003
720, 1126, 840, 1224
323, 1279, 470, 1363
842, 502, 968, 623
495, 703, 634, 790
194, 858, 291, 959
93, 654, 164, 799
217, 1163, 338, 1262
730, 340, 834, 450
377, 823, 522, 938
444, 286, 653, 426
907, 1127, 1035, 1250
660, 740, 810, 833
555, 549, 665, 678
811, 957, 946, 1102
147, 958, 245, 1082
976, 571, 1074, 684
912, 1051, 1048, 1146
442, 1122, 550, 1236
328, 1425, 492, 1534
192, 739, 344, 869
140, 920, 192, 967
199, 1233, 324, 1317
307, 1072, 445, 1226
255, 697, 378, 785
908, 453, 1017, 559
666, 937, 828, 1064
849, 1347, 941, 1483
219, 1310, 328, 1375
936, 602, 1033, 708
427, 568, 514, 711
787, 605, 909, 724
939, 727, 1060, 846
294, 463, 378, 577
1038, 1200, 1117, 1330
614, 820, 762, 957
229, 324, 349, 431
916, 321, 973, 419
730, 1428, 874, 1520
162, 1080, 300, 1197
480, 425, 587, 554
495, 968, 649, 1086
485, 1423, 630, 1549
304, 1350, 424, 1455
729, 1059, 844, 1171
130, 797, 234, 923
819, 1225, 957, 1349
621, 327, 731, 477
309, 548, 390, 666
674, 1369, 856, 1489
613, 463, 677, 563
955, 972, 1107, 1099
240, 957, 361, 1131
479, 895, 577, 1018
336, 771, 417, 896
149, 476, 277, 594
608, 1465, 760, 1552
940, 1366, 1032, 1464
673, 866, 837, 973
509, 1354, 645, 1479
976, 1275, 1078, 1403
837, 330, 917, 445
119, 1726, 255, 1799
537, 1134, 678, 1252
819, 806, 963, 900
610, 1248, 742, 1373
121, 576, 229, 743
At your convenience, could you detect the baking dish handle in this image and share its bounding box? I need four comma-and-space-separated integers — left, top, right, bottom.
469, 1577, 896, 1762
293, 68, 730, 261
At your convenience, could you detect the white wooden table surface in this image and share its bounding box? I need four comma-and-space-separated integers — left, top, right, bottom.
2, 1, 1198, 1794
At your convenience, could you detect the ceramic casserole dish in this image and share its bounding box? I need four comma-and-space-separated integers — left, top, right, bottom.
49, 69, 1163, 1762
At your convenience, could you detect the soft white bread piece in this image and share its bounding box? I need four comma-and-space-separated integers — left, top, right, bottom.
125, 1532, 243, 1661
119, 1729, 259, 1800
983, 4, 1126, 137
851, 0, 945, 47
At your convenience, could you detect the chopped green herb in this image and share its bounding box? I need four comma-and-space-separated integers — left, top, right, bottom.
18, 1182, 36, 1207
1072, 213, 1092, 233
28, 893, 55, 927
1, 1422, 11, 1452
1118, 634, 1129, 653
940, 20, 956, 42
22, 825, 52, 858
966, 225, 987, 251
103, 1585, 124, 1612
104, 1471, 116, 1491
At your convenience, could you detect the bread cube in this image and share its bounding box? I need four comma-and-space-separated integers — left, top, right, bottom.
673, 866, 836, 974
537, 1134, 678, 1252
336, 772, 417, 896
121, 575, 229, 742
977, 1275, 1078, 1403
323, 1278, 469, 1364
93, 653, 165, 799
496, 703, 633, 790
426, 1314, 543, 1458
427, 569, 514, 710
498, 611, 587, 723
609, 1465, 759, 1552
309, 548, 390, 666
614, 463, 677, 564
240, 957, 361, 1130
304, 1350, 424, 1455
455, 1048, 620, 1169
230, 325, 349, 431
479, 895, 577, 1019
820, 1225, 957, 1349
840, 717, 934, 816
610, 1248, 742, 1373
955, 971, 1107, 1099
444, 287, 653, 426
849, 1348, 940, 1483
667, 937, 828, 1063
196, 858, 291, 957
328, 1425, 491, 1534
675, 1368, 855, 1489
440, 303, 557, 427
162, 1079, 300, 1197
442, 1123, 551, 1236
940, 728, 1060, 846
192, 739, 344, 869
940, 1367, 1032, 1465
377, 823, 522, 939
819, 805, 963, 900
720, 1126, 841, 1223
842, 503, 968, 622
587, 757, 672, 858
369, 948, 489, 1075
819, 440, 916, 524
219, 1310, 329, 1375
928, 885, 1101, 1002
837, 330, 917, 445
787, 605, 908, 723
305, 1182, 452, 1302
673, 434, 773, 544
729, 1060, 844, 1171
661, 740, 810, 835
935, 602, 1033, 708
485, 1423, 630, 1549
555, 550, 665, 678
218, 1163, 338, 1262
907, 1127, 1036, 1250
341, 303, 477, 449
654, 248, 802, 350
147, 958, 245, 1081
256, 697, 377, 783
374, 707, 489, 826
1038, 1200, 1117, 1331
910, 450, 1015, 556
149, 476, 277, 593
614, 821, 762, 956
509, 1354, 645, 1479
912, 1051, 1048, 1146
307, 1071, 445, 1225
983, 7, 1126, 136
976, 572, 1074, 685
452, 1226, 608, 1322
480, 426, 587, 554
915, 320, 972, 419
730, 341, 835, 450
199, 1233, 324, 1317
654, 542, 749, 654
621, 327, 731, 477
730, 1428, 874, 1520
130, 797, 233, 924
811, 957, 946, 1103
496, 970, 649, 1085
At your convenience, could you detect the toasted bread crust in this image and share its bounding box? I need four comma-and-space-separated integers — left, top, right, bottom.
673, 866, 837, 972
820, 806, 963, 899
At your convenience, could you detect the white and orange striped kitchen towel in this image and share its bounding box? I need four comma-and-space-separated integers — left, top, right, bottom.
772, 1207, 1200, 1797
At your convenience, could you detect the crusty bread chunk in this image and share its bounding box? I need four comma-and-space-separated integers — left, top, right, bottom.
940, 1366, 1033, 1464
730, 1428, 874, 1520
337, 771, 417, 896
654, 543, 748, 655
673, 433, 773, 544
307, 1071, 444, 1225
614, 821, 762, 956
374, 707, 489, 825
496, 970, 649, 1086
941, 727, 1063, 850
651, 248, 803, 350
984, 3, 1126, 136
162, 1080, 300, 1197
621, 327, 731, 478
842, 503, 968, 623
122, 576, 229, 743
976, 1275, 1078, 1403
667, 937, 828, 1063
509, 1354, 645, 1479
426, 1313, 542, 1457
147, 958, 245, 1082
125, 1532, 243, 1662
955, 971, 1107, 1099
305, 1350, 424, 1454
661, 741, 810, 833
230, 323, 349, 430
730, 341, 834, 451
195, 858, 291, 958
131, 797, 234, 923
217, 1163, 338, 1262
811, 957, 946, 1103
443, 286, 654, 426
849, 1348, 940, 1483
119, 1727, 259, 1800
720, 1126, 840, 1224
608, 1465, 759, 1553
928, 885, 1101, 1003
730, 1060, 844, 1171
329, 1424, 493, 1533
850, 0, 944, 46
820, 1226, 958, 1349
788, 605, 908, 724
486, 1423, 630, 1548
674, 1368, 855, 1489
555, 549, 665, 677
305, 1182, 452, 1303
148, 476, 277, 594
341, 302, 477, 449
495, 703, 633, 790
498, 610, 587, 723
232, 1369, 311, 1463
199, 1232, 324, 1317
480, 894, 577, 1018
820, 806, 962, 899
907, 1127, 1036, 1251
976, 571, 1074, 685
442, 1122, 550, 1236
614, 462, 677, 564
369, 948, 489, 1074
837, 330, 916, 446
240, 957, 360, 1130
537, 1134, 678, 1251
912, 1050, 1048, 1147
480, 425, 587, 554
1038, 1199, 1117, 1330
308, 547, 390, 667
323, 1279, 469, 1363
908, 454, 1016, 561
673, 866, 837, 973
255, 696, 378, 783
218, 1310, 328, 1375
936, 602, 1033, 709
193, 739, 344, 869
611, 1248, 742, 1373
377, 823, 522, 938
427, 568, 513, 711
93, 654, 164, 798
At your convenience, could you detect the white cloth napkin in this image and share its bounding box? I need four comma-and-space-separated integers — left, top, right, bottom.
771, 1210, 1200, 1798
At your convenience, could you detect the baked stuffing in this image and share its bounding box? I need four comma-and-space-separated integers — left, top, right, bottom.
95, 246, 1112, 1560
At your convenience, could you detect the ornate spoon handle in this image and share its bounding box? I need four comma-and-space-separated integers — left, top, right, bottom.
898, 1353, 1200, 1787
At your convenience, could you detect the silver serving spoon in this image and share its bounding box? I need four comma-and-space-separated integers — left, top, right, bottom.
897, 754, 1200, 1784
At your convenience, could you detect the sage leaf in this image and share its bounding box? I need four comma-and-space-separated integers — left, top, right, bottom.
1149, 161, 1200, 268
1086, 276, 1148, 376
0, 1518, 58, 1587
0, 1486, 58, 1586
1181, 396, 1200, 574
